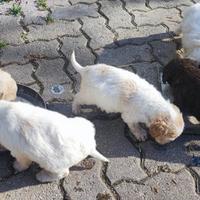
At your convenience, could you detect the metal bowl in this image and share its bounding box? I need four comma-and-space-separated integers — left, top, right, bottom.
16, 84, 46, 108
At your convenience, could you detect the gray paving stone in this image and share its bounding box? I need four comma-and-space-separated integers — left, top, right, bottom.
82, 16, 115, 50
187, 140, 200, 175
27, 21, 81, 42
100, 0, 134, 29
124, 0, 149, 12
63, 158, 113, 200
51, 4, 98, 20
60, 36, 95, 67
116, 25, 170, 45
3, 63, 35, 85
42, 83, 73, 102
28, 83, 41, 94
0, 169, 63, 200
93, 119, 147, 184
0, 40, 60, 65
96, 44, 154, 66
0, 15, 23, 45
150, 40, 176, 66
60, 35, 95, 91
35, 59, 73, 102
177, 5, 192, 18
0, 151, 13, 179
0, 1, 13, 15
115, 169, 199, 200
149, 0, 193, 9
21, 0, 48, 25
192, 167, 200, 178
132, 62, 162, 90
70, 0, 97, 4
140, 135, 200, 174
134, 8, 181, 32
47, 0, 70, 7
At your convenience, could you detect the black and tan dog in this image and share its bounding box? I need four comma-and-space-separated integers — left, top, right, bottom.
163, 58, 200, 120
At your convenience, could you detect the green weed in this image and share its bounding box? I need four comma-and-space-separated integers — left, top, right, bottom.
0, 40, 7, 49
9, 3, 22, 16
36, 0, 48, 10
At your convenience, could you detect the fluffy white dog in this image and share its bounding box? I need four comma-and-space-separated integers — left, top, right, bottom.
0, 100, 108, 182
180, 3, 200, 62
71, 52, 184, 145
0, 69, 17, 100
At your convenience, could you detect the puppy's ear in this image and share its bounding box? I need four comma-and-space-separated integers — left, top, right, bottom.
149, 118, 168, 138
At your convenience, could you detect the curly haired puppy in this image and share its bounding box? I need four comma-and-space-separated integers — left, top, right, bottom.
71, 52, 184, 145
163, 58, 200, 120
0, 69, 17, 100
0, 100, 108, 182
0, 70, 17, 151
180, 3, 200, 62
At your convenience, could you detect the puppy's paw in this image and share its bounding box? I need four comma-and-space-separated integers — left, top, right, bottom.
134, 130, 148, 142
13, 160, 27, 172
36, 169, 68, 183
129, 124, 148, 142
36, 170, 52, 183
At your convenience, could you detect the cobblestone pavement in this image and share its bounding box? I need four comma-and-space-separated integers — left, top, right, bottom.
0, 0, 200, 199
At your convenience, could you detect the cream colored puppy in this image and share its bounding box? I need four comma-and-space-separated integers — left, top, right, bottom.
71, 52, 184, 144
0, 69, 17, 100
0, 100, 108, 182
181, 3, 200, 62
0, 70, 17, 151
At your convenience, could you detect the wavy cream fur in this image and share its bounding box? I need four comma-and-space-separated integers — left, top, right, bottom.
0, 100, 108, 182
71, 52, 184, 144
181, 3, 200, 62
0, 69, 17, 100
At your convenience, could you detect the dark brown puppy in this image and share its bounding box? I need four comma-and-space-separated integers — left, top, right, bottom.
163, 58, 200, 120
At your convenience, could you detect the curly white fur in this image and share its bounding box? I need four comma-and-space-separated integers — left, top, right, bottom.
0, 69, 17, 100
0, 100, 108, 182
71, 52, 184, 144
181, 3, 200, 62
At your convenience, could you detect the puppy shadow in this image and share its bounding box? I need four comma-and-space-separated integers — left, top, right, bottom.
0, 150, 95, 193
0, 152, 41, 193
48, 103, 200, 170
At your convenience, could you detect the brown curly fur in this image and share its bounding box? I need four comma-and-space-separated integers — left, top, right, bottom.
149, 112, 184, 145
163, 58, 200, 120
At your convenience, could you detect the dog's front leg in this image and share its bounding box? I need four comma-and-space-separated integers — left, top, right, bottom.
122, 114, 148, 141
13, 154, 32, 172
128, 123, 148, 142
72, 93, 83, 114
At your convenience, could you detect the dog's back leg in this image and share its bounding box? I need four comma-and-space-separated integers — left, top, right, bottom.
36, 169, 69, 183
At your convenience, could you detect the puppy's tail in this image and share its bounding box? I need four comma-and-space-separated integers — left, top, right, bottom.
90, 149, 109, 162
71, 51, 84, 74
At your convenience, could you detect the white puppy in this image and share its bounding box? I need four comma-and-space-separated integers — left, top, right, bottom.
181, 3, 200, 62
71, 52, 184, 145
0, 69, 17, 100
0, 100, 108, 182
0, 70, 17, 151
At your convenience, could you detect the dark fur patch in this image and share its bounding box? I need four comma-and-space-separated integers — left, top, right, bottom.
163, 58, 200, 120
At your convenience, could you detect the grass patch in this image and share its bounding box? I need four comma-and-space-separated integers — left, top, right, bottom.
0, 40, 7, 49
36, 0, 48, 10
46, 13, 54, 24
9, 3, 22, 16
